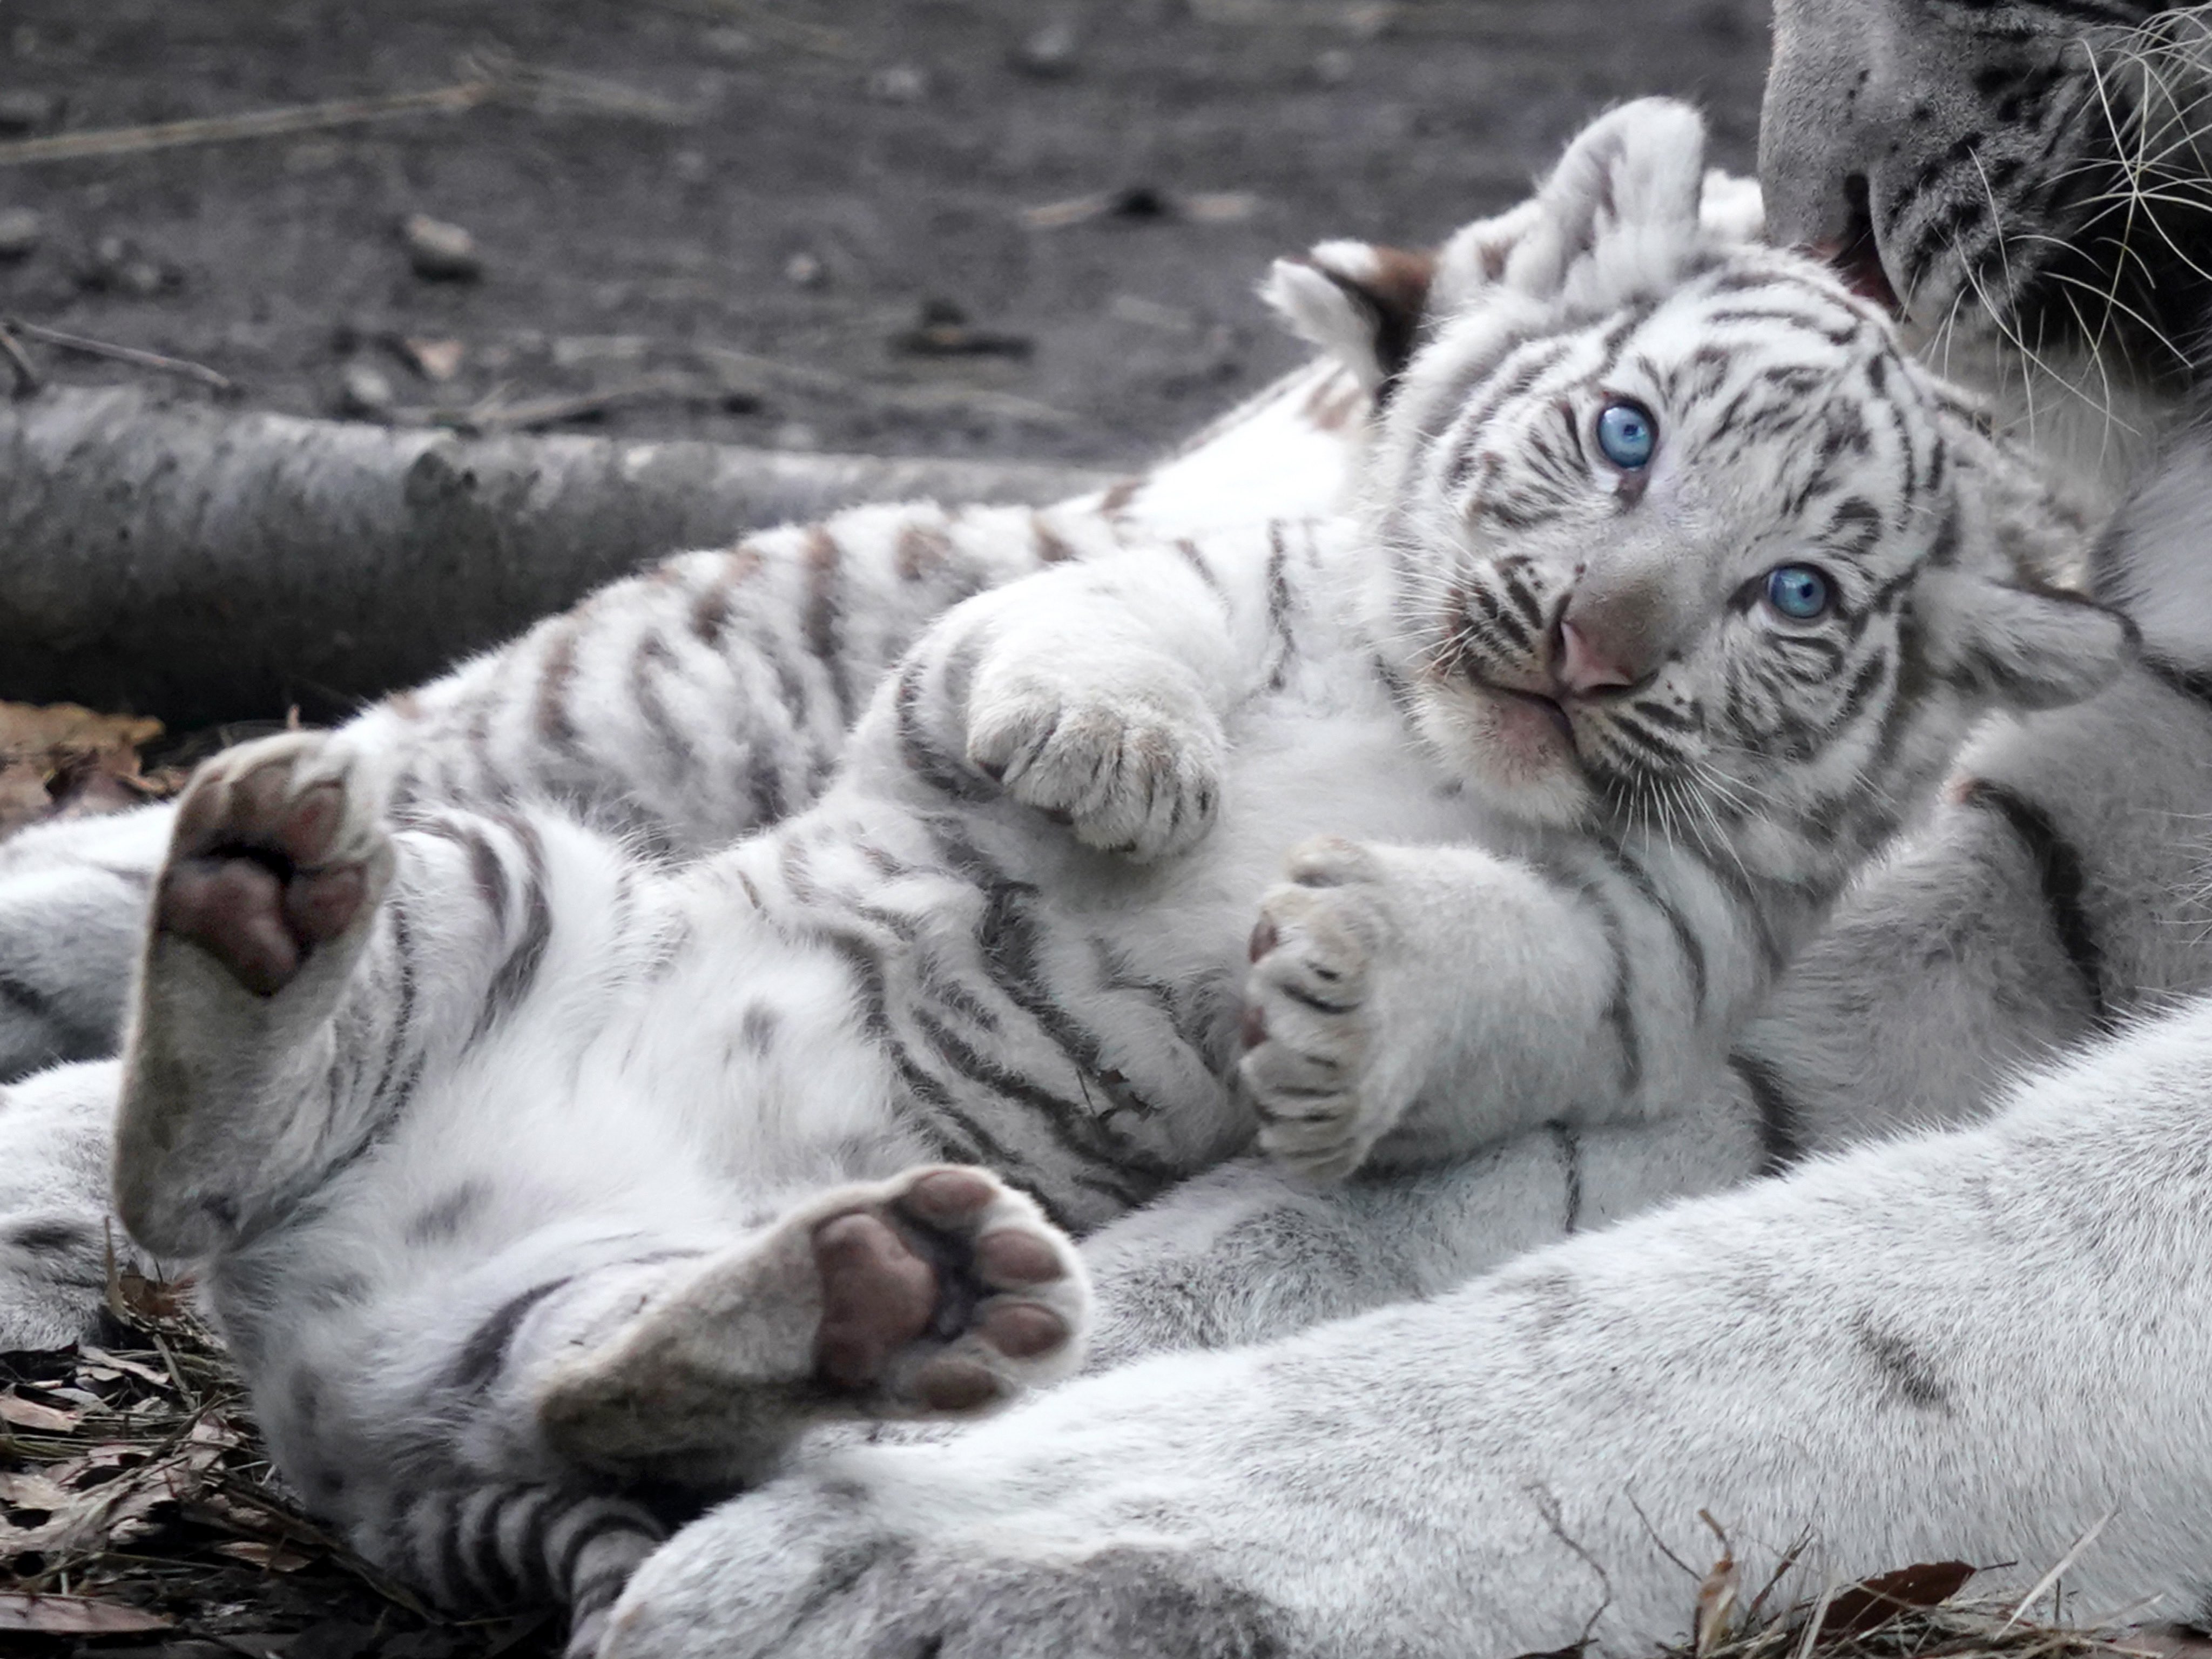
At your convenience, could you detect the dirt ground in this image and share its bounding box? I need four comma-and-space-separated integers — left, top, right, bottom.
0, 0, 1773, 469
0, 3, 1780, 1654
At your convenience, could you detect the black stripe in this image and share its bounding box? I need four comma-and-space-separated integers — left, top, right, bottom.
1957, 778, 2109, 1030
909, 1007, 1163, 1201
447, 1276, 574, 1393
1600, 846, 1709, 1014
1547, 1121, 1583, 1233
476, 819, 554, 1037
2142, 653, 2212, 714
895, 657, 995, 803
551, 1502, 660, 1603
1730, 1050, 1804, 1175
462, 1486, 526, 1605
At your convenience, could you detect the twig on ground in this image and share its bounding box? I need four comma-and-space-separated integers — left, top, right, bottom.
2, 320, 233, 392
696, 344, 1077, 427
0, 323, 40, 398
0, 81, 496, 166
402, 371, 708, 434
0, 57, 692, 170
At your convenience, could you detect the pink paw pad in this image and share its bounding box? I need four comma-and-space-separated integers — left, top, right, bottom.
159, 760, 372, 997
808, 1167, 1077, 1413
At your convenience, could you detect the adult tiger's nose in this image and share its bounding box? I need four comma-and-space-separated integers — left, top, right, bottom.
1555, 616, 1638, 697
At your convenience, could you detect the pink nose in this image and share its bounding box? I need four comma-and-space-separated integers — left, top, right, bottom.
1555, 618, 1636, 695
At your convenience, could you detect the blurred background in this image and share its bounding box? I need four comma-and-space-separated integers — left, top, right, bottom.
0, 0, 1773, 468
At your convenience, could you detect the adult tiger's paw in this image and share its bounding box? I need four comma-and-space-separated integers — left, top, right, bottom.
964, 662, 1225, 863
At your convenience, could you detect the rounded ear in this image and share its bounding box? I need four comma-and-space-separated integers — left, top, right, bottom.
1916, 569, 2133, 711
1497, 97, 1710, 302
1260, 240, 1438, 394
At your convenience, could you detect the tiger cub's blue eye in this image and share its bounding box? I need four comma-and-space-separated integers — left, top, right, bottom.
1595, 401, 1656, 469
1764, 564, 1832, 621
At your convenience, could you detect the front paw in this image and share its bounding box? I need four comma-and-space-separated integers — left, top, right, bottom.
1238, 838, 1411, 1182
966, 672, 1224, 862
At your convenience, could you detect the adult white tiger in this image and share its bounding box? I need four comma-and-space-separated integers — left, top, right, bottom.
102, 97, 2118, 1659
589, 7, 2212, 1658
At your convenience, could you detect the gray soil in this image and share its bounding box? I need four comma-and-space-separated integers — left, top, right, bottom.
0, 0, 1774, 470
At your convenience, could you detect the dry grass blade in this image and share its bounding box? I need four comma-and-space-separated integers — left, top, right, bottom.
1660, 1548, 2182, 1659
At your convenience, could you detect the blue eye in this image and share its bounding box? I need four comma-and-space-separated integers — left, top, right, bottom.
1595, 401, 1656, 469
1764, 564, 1832, 621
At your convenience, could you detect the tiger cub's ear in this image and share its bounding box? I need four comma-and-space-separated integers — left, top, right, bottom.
1914, 406, 2131, 712
1261, 240, 1437, 395
1494, 96, 1711, 307
1915, 570, 2132, 712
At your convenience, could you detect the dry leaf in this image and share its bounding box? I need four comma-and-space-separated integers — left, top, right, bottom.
0, 701, 169, 835
213, 1537, 316, 1572
1816, 1560, 1978, 1639
0, 1590, 172, 1634
0, 1390, 81, 1431
0, 1441, 221, 1558
77, 1346, 173, 1389
108, 1260, 192, 1323
0, 1471, 69, 1509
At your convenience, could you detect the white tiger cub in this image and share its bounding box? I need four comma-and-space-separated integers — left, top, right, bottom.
105, 100, 2123, 1654
0, 145, 1758, 1354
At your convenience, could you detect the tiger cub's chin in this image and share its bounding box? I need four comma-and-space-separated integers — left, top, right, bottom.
1409, 678, 1593, 830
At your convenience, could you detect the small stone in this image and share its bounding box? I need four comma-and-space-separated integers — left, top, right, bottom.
0, 206, 41, 259
773, 420, 820, 451
784, 251, 827, 289
1009, 19, 1080, 78
671, 147, 709, 184
401, 213, 482, 281
336, 358, 395, 418
865, 64, 930, 104
78, 233, 176, 296
1313, 48, 1355, 85
400, 336, 464, 382
0, 89, 62, 134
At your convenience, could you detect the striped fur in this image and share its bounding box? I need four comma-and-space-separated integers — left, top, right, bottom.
100, 100, 2123, 1649
0, 350, 1367, 1356
593, 32, 2212, 1659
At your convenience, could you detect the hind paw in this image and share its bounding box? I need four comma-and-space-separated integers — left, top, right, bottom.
539, 1167, 1089, 1480
810, 1166, 1086, 1412
157, 732, 392, 996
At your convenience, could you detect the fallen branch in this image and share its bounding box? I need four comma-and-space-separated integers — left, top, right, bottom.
3, 319, 234, 392
0, 387, 1111, 729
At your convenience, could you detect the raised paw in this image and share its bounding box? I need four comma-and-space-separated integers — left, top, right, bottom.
965, 675, 1224, 862
536, 1166, 1090, 1482
156, 732, 392, 996
811, 1165, 1087, 1413
1239, 837, 1406, 1183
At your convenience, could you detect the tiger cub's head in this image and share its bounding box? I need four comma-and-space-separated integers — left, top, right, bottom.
1268, 98, 2130, 862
